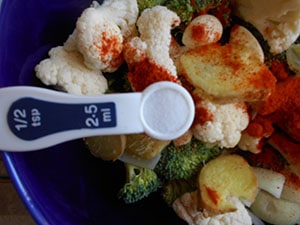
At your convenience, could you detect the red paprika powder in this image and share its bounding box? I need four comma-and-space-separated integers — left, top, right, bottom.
127, 58, 180, 92
258, 76, 300, 142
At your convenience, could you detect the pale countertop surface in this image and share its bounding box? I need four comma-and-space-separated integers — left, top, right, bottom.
0, 158, 36, 225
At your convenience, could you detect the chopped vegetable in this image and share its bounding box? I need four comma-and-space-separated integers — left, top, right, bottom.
154, 139, 221, 180
164, 0, 226, 23
137, 0, 167, 13
198, 154, 258, 213
162, 178, 197, 206
125, 133, 170, 160
164, 0, 194, 23
118, 163, 160, 204
84, 135, 126, 161
33, 0, 300, 224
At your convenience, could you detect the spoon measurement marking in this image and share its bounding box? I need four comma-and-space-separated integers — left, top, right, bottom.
8, 98, 117, 141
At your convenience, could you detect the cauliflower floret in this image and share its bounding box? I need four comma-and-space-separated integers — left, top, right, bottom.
135, 5, 181, 76
70, 0, 139, 72
238, 116, 274, 153
230, 0, 300, 54
94, 0, 138, 39
172, 191, 252, 225
192, 96, 249, 148
76, 10, 124, 72
35, 46, 107, 95
123, 37, 147, 65
238, 133, 261, 153
123, 6, 181, 91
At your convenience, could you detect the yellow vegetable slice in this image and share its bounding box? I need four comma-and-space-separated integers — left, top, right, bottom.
198, 154, 258, 213
179, 44, 276, 103
229, 25, 264, 63
84, 135, 126, 161
125, 133, 171, 160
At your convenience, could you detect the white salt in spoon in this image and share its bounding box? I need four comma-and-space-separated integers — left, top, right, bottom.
0, 81, 195, 151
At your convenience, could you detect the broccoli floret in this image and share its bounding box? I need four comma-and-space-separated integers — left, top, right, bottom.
162, 178, 197, 206
118, 163, 159, 204
137, 0, 167, 13
164, 0, 194, 23
164, 0, 225, 23
155, 139, 221, 180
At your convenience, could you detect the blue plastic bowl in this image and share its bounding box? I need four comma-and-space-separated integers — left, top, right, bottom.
0, 1, 185, 224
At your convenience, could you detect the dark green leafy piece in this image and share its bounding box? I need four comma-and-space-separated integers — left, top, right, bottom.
118, 163, 160, 204
155, 139, 222, 180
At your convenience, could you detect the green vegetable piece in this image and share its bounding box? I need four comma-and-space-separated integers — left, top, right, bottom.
164, 0, 224, 23
155, 139, 221, 180
137, 0, 167, 13
164, 0, 194, 23
118, 163, 159, 204
162, 178, 197, 206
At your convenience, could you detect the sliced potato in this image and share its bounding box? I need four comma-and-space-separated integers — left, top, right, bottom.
250, 190, 300, 225
198, 154, 258, 213
182, 14, 223, 48
229, 25, 264, 62
179, 44, 276, 103
253, 167, 285, 198
85, 135, 126, 161
125, 133, 171, 160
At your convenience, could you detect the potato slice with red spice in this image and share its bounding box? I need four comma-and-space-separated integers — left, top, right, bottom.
182, 14, 223, 48
179, 43, 276, 102
198, 154, 258, 213
229, 25, 264, 63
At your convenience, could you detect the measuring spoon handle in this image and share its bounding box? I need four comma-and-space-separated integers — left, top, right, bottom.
0, 82, 195, 152
0, 86, 143, 151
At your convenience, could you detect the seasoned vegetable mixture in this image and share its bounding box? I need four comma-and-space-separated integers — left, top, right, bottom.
34, 0, 300, 224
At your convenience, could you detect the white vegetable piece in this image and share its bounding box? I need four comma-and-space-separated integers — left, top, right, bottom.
73, 0, 139, 72
251, 190, 300, 225
182, 14, 223, 48
94, 0, 139, 39
136, 6, 181, 77
281, 180, 300, 204
286, 44, 300, 74
238, 132, 261, 154
173, 192, 252, 225
192, 95, 249, 148
253, 167, 286, 198
76, 10, 124, 72
35, 46, 108, 95
230, 0, 300, 54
